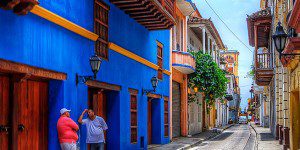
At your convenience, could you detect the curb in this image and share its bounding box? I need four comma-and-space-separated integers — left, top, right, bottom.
249, 123, 258, 150
243, 124, 253, 150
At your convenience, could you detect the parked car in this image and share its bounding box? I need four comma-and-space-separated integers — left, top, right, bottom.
239, 116, 248, 124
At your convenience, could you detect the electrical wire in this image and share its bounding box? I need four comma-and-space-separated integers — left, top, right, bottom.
203, 0, 253, 53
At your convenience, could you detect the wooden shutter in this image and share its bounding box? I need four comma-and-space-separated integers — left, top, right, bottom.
164, 97, 169, 137
94, 0, 109, 59
129, 89, 138, 143
157, 43, 163, 80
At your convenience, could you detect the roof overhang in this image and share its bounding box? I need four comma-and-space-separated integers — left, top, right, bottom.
176, 0, 197, 16
188, 17, 225, 49
247, 8, 272, 47
288, 0, 300, 33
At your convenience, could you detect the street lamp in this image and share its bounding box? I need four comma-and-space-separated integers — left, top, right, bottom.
272, 22, 300, 57
142, 76, 159, 95
76, 55, 102, 85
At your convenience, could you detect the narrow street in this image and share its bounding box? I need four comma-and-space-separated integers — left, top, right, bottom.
191, 124, 253, 150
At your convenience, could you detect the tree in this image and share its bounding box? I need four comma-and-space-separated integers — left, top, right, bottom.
188, 51, 228, 110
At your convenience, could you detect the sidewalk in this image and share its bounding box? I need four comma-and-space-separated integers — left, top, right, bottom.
250, 122, 281, 150
148, 124, 233, 150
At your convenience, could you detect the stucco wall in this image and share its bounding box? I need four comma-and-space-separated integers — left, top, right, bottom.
0, 0, 171, 149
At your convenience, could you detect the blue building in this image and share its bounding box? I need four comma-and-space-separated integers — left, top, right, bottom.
0, 0, 175, 149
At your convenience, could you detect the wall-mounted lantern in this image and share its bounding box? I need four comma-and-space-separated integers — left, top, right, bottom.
142, 76, 159, 95
76, 55, 102, 85
194, 87, 198, 93
272, 22, 300, 57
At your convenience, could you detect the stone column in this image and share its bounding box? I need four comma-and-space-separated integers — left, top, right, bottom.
202, 28, 206, 53
279, 66, 284, 145
275, 67, 280, 140
283, 67, 290, 149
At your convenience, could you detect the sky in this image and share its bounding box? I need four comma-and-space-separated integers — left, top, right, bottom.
194, 0, 260, 109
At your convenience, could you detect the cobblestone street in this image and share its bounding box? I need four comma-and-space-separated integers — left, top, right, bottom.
191, 124, 251, 150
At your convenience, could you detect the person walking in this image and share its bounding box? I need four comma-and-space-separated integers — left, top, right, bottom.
78, 109, 108, 150
57, 108, 79, 150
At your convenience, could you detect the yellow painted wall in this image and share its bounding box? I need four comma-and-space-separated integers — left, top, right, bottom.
289, 65, 300, 150
290, 90, 300, 150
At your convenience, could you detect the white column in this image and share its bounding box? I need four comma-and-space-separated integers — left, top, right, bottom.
202, 28, 206, 53
208, 38, 211, 55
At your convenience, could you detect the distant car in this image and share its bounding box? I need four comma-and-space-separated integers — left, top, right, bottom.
239, 116, 248, 124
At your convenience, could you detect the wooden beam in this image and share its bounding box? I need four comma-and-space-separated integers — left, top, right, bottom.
116, 1, 149, 8
138, 19, 167, 25
86, 80, 121, 91
129, 88, 139, 95
129, 7, 157, 15
0, 59, 67, 80
110, 0, 140, 4
147, 93, 162, 99
134, 15, 164, 22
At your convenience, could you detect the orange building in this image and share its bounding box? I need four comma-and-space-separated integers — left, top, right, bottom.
170, 1, 196, 138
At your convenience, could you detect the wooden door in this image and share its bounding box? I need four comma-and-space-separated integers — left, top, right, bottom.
0, 75, 11, 150
88, 88, 107, 150
147, 100, 152, 144
172, 81, 181, 138
202, 100, 206, 130
89, 89, 107, 120
13, 79, 48, 150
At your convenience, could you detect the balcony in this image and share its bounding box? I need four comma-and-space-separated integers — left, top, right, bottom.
172, 50, 195, 74
110, 0, 176, 30
247, 8, 272, 48
187, 44, 198, 52
225, 89, 234, 101
255, 52, 274, 86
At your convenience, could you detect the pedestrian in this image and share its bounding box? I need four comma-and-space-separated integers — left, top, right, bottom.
78, 109, 108, 150
57, 108, 79, 150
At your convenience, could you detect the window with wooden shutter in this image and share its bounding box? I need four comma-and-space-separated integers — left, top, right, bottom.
157, 42, 163, 80
129, 89, 138, 143
94, 0, 109, 59
164, 97, 169, 137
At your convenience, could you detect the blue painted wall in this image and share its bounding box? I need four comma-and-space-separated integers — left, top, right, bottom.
0, 0, 171, 149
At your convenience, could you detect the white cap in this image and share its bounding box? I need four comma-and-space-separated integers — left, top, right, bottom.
60, 108, 71, 115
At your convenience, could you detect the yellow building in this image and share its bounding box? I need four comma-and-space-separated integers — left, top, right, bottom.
220, 50, 241, 123
247, 0, 300, 149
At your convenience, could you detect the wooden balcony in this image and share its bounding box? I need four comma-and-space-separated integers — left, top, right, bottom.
110, 0, 176, 30
288, 0, 300, 33
247, 8, 272, 48
172, 50, 195, 74
255, 53, 274, 86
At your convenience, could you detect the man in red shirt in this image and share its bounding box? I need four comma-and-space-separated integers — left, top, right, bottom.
57, 108, 79, 150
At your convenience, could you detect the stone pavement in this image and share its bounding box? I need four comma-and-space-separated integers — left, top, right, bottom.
250, 122, 281, 150
148, 124, 233, 150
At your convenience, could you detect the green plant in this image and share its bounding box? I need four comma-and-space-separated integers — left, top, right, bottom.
246, 64, 255, 79
188, 51, 228, 111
